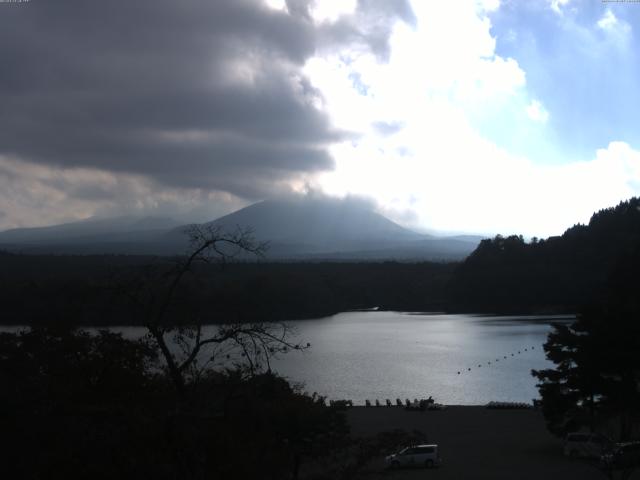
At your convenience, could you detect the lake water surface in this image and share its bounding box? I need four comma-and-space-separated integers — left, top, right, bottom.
269, 311, 573, 405
3, 311, 572, 405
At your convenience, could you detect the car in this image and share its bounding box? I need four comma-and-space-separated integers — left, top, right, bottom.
600, 442, 640, 469
563, 432, 612, 459
385, 444, 442, 469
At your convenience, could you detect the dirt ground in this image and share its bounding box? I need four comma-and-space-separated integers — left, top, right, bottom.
346, 406, 638, 480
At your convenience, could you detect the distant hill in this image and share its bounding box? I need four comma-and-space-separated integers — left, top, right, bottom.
0, 215, 181, 246
0, 197, 480, 260
447, 197, 640, 313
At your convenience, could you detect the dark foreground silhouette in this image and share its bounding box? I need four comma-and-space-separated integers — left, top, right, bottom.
0, 327, 440, 479
1, 198, 639, 478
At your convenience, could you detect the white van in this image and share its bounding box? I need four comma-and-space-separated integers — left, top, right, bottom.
385, 444, 442, 468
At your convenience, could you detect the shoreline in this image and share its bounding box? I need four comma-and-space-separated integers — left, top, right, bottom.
0, 310, 576, 328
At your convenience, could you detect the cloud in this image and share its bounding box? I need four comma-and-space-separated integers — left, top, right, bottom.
3, 0, 639, 237
526, 99, 549, 123
0, 155, 251, 230
0, 0, 418, 228
322, 135, 640, 237
309, 0, 358, 23
315, 0, 416, 61
0, 1, 336, 212
549, 0, 571, 15
597, 9, 618, 30
311, 0, 640, 237
596, 9, 631, 47
490, 1, 640, 165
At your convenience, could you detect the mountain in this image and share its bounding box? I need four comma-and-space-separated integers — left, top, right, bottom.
0, 197, 481, 260
167, 197, 479, 260
200, 197, 421, 252
0, 215, 182, 254
448, 197, 640, 313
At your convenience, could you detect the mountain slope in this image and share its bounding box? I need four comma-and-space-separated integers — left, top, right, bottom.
166, 197, 479, 260
0, 197, 480, 260
203, 197, 423, 250
0, 216, 181, 245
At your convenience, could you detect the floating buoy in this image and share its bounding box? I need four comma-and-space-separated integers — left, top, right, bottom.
504, 356, 507, 359
457, 371, 461, 374
468, 368, 471, 371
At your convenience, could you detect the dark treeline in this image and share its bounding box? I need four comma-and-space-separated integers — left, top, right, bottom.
448, 197, 640, 314
0, 253, 455, 326
2, 197, 638, 326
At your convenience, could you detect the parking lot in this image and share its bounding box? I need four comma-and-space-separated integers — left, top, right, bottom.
346, 406, 632, 479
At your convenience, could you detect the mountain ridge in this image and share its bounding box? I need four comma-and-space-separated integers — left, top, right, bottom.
0, 215, 181, 244
0, 197, 480, 260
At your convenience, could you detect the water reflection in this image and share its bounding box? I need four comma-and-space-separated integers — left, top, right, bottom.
1, 312, 573, 405
270, 312, 574, 405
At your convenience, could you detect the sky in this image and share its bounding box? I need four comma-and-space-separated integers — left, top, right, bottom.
1, 0, 639, 237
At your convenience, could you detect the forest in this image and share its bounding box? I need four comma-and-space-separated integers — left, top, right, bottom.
2, 198, 638, 326
447, 197, 640, 313
0, 254, 455, 326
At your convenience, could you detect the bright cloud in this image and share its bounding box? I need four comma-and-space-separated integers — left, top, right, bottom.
596, 9, 632, 47
550, 0, 571, 15
597, 9, 618, 30
263, 0, 286, 11
526, 100, 549, 123
307, 0, 640, 236
310, 0, 357, 23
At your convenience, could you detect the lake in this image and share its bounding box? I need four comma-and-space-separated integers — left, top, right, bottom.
2, 311, 572, 405
269, 311, 572, 405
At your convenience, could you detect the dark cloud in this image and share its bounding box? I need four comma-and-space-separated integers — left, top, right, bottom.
285, 0, 313, 21
0, 0, 333, 199
0, 0, 413, 204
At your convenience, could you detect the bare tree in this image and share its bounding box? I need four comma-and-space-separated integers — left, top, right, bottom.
117, 223, 308, 393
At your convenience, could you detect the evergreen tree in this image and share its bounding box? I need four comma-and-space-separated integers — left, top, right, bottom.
533, 246, 640, 441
